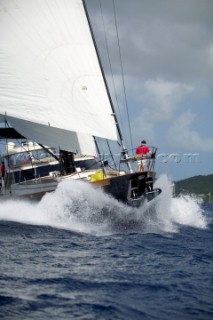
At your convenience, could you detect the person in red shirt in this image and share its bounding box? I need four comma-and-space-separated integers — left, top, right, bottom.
135, 140, 152, 171
0, 162, 5, 190
0, 162, 5, 178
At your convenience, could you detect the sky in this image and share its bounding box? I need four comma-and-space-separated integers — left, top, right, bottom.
86, 0, 213, 181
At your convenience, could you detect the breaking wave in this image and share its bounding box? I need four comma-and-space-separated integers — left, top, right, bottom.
0, 175, 207, 235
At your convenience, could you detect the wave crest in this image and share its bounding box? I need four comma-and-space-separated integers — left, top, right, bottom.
0, 175, 207, 235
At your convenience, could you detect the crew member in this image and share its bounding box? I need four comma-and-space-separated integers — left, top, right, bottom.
135, 140, 152, 172
0, 162, 5, 178
0, 162, 5, 190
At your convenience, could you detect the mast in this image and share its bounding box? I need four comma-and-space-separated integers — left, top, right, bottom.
82, 0, 132, 171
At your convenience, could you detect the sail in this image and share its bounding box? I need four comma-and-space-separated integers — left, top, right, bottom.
0, 0, 118, 145
0, 115, 97, 156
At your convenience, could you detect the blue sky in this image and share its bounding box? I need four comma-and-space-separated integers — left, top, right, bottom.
86, 0, 213, 180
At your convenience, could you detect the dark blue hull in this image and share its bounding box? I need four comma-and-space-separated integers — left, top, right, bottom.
103, 171, 162, 207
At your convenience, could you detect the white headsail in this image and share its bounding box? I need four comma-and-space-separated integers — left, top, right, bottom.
0, 0, 118, 153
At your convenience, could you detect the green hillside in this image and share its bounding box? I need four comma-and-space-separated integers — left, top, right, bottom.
174, 174, 213, 202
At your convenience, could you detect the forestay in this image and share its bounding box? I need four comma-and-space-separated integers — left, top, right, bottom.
0, 0, 118, 151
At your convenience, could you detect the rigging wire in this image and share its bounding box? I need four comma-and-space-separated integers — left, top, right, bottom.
112, 0, 134, 152
98, 0, 127, 147
106, 139, 117, 170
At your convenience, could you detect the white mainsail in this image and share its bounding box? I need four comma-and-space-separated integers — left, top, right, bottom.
0, 0, 118, 152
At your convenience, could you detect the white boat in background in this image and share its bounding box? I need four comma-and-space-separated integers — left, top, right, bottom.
0, 0, 161, 207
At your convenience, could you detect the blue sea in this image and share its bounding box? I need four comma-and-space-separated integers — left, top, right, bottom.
0, 175, 212, 319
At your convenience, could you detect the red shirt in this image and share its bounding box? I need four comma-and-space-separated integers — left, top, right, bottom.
0, 164, 5, 176
136, 145, 150, 155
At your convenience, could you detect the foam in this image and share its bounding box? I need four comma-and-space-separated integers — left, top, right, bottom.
0, 175, 208, 235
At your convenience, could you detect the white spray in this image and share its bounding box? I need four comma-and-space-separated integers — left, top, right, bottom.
0, 175, 207, 235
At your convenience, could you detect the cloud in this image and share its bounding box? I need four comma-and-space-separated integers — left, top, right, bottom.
124, 77, 193, 123
142, 79, 193, 122
87, 0, 213, 161
207, 44, 213, 69
167, 110, 213, 152
110, 76, 195, 147
90, 0, 213, 85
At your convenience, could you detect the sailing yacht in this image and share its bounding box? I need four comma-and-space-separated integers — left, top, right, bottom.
0, 0, 161, 207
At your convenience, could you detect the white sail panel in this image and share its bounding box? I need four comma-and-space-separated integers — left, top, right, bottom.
0, 115, 96, 156
0, 0, 118, 141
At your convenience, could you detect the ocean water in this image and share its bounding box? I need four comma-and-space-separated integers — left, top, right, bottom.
0, 175, 212, 320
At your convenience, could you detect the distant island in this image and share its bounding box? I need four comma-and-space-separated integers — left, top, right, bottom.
174, 174, 213, 203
